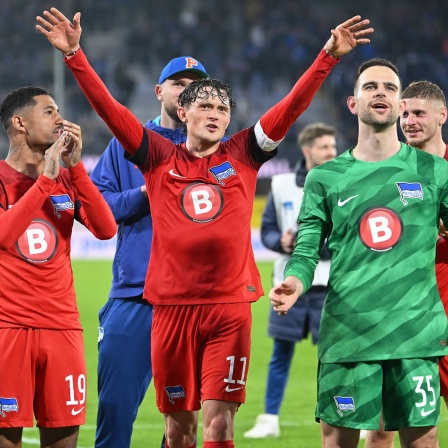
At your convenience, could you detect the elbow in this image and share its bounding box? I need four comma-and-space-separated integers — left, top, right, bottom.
98, 224, 117, 240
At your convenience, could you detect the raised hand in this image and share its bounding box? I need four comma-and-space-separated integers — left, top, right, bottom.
60, 121, 82, 168
323, 15, 374, 59
36, 7, 81, 54
269, 276, 304, 316
43, 132, 68, 180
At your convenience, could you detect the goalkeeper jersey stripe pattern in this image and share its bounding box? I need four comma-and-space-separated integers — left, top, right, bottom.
285, 143, 448, 363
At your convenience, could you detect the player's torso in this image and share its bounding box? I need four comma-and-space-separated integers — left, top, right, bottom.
142, 132, 264, 303
312, 146, 448, 362
0, 164, 79, 329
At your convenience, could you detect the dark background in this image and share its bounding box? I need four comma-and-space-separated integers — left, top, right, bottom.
1, 0, 447, 194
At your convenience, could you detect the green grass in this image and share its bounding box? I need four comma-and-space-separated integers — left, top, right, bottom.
21, 260, 448, 447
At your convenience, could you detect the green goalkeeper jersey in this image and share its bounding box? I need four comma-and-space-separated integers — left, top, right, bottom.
285, 143, 448, 363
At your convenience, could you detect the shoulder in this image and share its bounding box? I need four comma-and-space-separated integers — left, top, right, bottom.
307, 151, 352, 181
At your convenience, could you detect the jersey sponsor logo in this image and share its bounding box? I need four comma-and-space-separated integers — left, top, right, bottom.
181, 183, 224, 223
0, 397, 19, 418
71, 407, 84, 416
50, 194, 74, 218
225, 385, 244, 393
337, 195, 359, 207
209, 162, 236, 185
169, 169, 186, 178
16, 219, 58, 263
396, 182, 423, 206
164, 385, 186, 404
334, 396, 355, 417
358, 207, 403, 252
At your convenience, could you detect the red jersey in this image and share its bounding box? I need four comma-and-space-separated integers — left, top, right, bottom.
65, 49, 338, 305
130, 128, 272, 304
0, 162, 116, 329
435, 145, 448, 313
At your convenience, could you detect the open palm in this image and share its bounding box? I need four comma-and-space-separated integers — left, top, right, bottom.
36, 8, 82, 53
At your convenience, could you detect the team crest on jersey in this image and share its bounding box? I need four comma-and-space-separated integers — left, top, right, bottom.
50, 194, 74, 218
164, 385, 186, 404
334, 396, 355, 417
395, 182, 423, 206
0, 397, 19, 418
209, 162, 236, 185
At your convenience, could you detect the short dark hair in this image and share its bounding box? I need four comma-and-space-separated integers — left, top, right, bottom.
402, 80, 446, 106
354, 58, 401, 93
0, 86, 50, 132
298, 122, 336, 148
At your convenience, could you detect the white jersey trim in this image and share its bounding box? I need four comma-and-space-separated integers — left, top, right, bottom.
254, 120, 284, 152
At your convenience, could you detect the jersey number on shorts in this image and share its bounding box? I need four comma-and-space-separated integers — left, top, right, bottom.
65, 374, 86, 406
412, 375, 436, 410
224, 356, 247, 391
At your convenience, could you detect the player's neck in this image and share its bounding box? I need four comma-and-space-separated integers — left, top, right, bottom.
185, 136, 220, 158
5, 143, 45, 179
353, 126, 401, 162
415, 137, 446, 158
159, 110, 182, 130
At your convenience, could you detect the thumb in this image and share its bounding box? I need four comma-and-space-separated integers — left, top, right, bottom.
73, 12, 81, 28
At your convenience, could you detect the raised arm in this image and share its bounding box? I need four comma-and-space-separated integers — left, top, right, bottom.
36, 8, 144, 155
256, 16, 373, 150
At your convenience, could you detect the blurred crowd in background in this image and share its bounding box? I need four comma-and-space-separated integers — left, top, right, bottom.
1, 0, 448, 183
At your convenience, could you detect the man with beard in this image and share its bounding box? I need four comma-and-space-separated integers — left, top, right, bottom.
270, 61, 448, 448
363, 80, 448, 448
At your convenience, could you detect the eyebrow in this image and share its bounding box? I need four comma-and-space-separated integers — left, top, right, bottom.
362, 81, 399, 89
42, 105, 58, 112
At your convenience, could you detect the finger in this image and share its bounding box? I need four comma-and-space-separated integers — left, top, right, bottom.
42, 10, 61, 26
63, 121, 81, 132
354, 28, 374, 38
36, 16, 54, 30
347, 19, 371, 32
49, 7, 69, 22
355, 38, 371, 45
338, 15, 362, 29
73, 12, 82, 29
48, 132, 68, 155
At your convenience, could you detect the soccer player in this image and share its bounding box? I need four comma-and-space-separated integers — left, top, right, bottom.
90, 56, 210, 448
0, 87, 116, 448
36, 8, 373, 448
363, 81, 448, 448
269, 60, 448, 448
244, 123, 336, 439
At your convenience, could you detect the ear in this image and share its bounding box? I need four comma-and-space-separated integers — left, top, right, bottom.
155, 84, 163, 101
177, 106, 187, 123
347, 96, 357, 115
440, 106, 447, 126
399, 99, 406, 116
10, 115, 25, 132
301, 145, 310, 159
